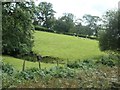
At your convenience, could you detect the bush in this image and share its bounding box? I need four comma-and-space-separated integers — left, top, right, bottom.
49, 66, 75, 78
98, 10, 120, 52
67, 60, 95, 69
2, 63, 14, 75
98, 31, 109, 51
95, 55, 115, 67
67, 61, 81, 68
15, 68, 40, 80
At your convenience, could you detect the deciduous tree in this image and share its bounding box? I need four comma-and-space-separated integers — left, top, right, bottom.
99, 9, 120, 52
2, 2, 34, 56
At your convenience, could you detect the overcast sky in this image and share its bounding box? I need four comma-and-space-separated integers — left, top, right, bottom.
34, 0, 119, 19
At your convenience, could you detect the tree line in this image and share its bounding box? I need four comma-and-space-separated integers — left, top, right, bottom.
33, 2, 102, 37
2, 1, 120, 56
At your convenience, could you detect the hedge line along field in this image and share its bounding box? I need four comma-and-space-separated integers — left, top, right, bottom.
33, 31, 105, 60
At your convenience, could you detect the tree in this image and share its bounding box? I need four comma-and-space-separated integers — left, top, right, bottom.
83, 14, 101, 36
36, 2, 56, 29
99, 9, 120, 52
74, 19, 92, 36
76, 25, 92, 36
75, 21, 82, 35
54, 13, 75, 34
54, 19, 69, 33
2, 2, 34, 56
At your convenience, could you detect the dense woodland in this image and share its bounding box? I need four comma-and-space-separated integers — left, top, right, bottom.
1, 1, 120, 89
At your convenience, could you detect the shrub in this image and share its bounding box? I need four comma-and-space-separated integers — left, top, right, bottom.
67, 60, 95, 69
67, 61, 81, 68
95, 56, 115, 67
15, 68, 40, 80
49, 66, 75, 78
2, 63, 14, 75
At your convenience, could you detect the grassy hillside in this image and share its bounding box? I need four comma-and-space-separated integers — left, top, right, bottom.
33, 31, 104, 60
3, 31, 105, 70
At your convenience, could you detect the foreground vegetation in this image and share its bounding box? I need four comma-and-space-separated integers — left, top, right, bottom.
2, 54, 120, 88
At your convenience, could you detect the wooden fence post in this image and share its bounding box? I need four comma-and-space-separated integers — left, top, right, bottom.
39, 61, 41, 69
57, 60, 59, 67
37, 55, 42, 69
22, 60, 25, 71
118, 55, 120, 81
67, 59, 69, 65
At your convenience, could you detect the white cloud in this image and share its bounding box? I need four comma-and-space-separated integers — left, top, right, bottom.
34, 0, 119, 18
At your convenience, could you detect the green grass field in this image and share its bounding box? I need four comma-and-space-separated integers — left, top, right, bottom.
3, 31, 105, 70
33, 31, 104, 60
